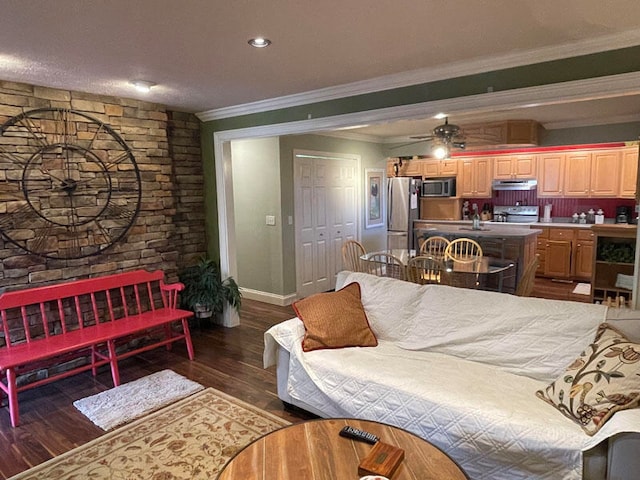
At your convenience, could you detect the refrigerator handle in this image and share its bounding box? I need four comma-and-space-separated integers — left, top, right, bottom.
387, 179, 393, 228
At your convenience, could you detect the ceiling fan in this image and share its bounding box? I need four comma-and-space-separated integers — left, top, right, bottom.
392, 117, 467, 159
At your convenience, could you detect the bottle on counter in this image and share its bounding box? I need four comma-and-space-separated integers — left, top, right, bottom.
595, 209, 604, 224
572, 213, 579, 223
579, 212, 587, 224
587, 208, 595, 224
472, 205, 480, 230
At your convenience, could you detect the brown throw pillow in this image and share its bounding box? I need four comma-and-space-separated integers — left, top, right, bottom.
293, 282, 378, 352
536, 323, 640, 435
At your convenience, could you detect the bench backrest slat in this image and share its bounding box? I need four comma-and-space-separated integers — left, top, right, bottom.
39, 303, 49, 339
57, 298, 66, 334
119, 286, 128, 317
90, 292, 99, 324
20, 306, 30, 343
74, 296, 83, 330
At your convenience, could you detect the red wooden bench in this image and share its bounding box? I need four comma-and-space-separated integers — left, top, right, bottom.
0, 269, 195, 427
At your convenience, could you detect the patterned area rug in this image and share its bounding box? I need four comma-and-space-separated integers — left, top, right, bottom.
11, 388, 291, 480
73, 369, 204, 430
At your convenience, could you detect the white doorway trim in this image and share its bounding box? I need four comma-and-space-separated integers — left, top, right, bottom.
212, 72, 640, 325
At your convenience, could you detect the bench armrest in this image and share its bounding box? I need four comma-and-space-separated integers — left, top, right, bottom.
161, 282, 185, 309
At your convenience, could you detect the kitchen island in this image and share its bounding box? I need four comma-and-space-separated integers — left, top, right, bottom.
413, 220, 541, 287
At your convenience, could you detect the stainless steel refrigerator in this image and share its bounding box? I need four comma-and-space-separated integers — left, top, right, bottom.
386, 177, 421, 250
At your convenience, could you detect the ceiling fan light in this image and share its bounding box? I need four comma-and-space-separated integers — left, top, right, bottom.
432, 145, 449, 159
130, 80, 155, 93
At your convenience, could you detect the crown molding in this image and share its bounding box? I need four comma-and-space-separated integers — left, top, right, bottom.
212, 71, 640, 144
197, 30, 640, 122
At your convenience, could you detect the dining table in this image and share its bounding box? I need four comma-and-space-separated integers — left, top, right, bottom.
360, 249, 517, 293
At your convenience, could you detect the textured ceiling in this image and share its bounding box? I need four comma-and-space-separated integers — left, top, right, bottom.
2, 1, 640, 134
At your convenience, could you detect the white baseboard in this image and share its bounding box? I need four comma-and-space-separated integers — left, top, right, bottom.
240, 287, 297, 306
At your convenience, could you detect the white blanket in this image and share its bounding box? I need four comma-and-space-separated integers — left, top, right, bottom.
335, 272, 608, 383
264, 318, 640, 480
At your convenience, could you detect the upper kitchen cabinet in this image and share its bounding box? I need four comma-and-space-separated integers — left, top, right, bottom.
590, 150, 620, 197
563, 152, 592, 196
387, 157, 423, 177
620, 146, 639, 198
463, 120, 540, 149
537, 152, 565, 197
459, 156, 493, 197
423, 158, 458, 177
493, 154, 537, 180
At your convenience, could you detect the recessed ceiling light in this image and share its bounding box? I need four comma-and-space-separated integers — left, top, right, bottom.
130, 80, 156, 93
248, 37, 272, 48
434, 113, 447, 119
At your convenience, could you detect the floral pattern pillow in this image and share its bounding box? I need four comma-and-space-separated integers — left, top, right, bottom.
536, 323, 640, 435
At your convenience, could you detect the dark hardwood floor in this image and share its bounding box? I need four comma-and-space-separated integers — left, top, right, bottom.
0, 277, 587, 478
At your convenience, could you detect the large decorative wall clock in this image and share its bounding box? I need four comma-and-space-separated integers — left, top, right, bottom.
0, 108, 141, 259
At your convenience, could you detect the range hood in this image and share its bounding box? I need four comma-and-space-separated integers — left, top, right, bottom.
491, 179, 537, 191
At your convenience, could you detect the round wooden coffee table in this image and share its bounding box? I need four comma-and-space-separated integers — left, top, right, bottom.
217, 418, 468, 479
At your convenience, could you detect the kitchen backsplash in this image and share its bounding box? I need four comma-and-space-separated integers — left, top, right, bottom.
466, 190, 636, 218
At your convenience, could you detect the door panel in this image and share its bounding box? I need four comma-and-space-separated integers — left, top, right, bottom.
295, 153, 359, 297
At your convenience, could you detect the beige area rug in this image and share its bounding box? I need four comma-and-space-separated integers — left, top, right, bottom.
12, 388, 291, 480
73, 369, 204, 430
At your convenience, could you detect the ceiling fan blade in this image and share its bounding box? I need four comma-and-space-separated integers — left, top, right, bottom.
409, 134, 434, 140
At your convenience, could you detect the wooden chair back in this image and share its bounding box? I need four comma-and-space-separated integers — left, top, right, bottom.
444, 238, 483, 263
515, 254, 539, 297
407, 255, 445, 285
367, 253, 406, 281
419, 236, 450, 259
341, 240, 366, 272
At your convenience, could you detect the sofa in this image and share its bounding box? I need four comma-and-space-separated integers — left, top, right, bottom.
264, 271, 640, 480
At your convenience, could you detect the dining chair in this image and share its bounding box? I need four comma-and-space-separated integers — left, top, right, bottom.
444, 238, 483, 263
341, 240, 367, 272
407, 255, 445, 285
515, 254, 539, 297
419, 236, 450, 259
367, 252, 406, 281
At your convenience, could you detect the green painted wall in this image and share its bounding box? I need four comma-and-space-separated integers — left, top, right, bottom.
231, 138, 283, 293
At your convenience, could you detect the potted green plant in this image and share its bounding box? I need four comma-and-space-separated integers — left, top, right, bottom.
179, 257, 242, 319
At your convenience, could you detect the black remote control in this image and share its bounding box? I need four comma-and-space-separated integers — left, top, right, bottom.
339, 425, 379, 445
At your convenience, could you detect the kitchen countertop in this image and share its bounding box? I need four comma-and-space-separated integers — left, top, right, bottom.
414, 221, 541, 237
415, 219, 629, 229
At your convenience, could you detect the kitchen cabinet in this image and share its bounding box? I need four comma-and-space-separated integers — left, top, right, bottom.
387, 157, 423, 177
493, 154, 536, 179
590, 149, 620, 197
591, 225, 636, 305
534, 228, 548, 276
573, 229, 595, 280
423, 158, 458, 177
538, 149, 621, 198
537, 153, 565, 196
419, 198, 462, 220
620, 146, 639, 198
533, 227, 574, 279
459, 156, 492, 197
563, 152, 592, 197
545, 228, 573, 279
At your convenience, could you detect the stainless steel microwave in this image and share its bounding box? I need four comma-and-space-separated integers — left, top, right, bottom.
421, 177, 456, 197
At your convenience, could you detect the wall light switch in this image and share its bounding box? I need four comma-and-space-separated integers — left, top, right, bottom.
266, 215, 276, 226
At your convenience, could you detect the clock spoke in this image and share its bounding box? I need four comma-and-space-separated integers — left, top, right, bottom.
86, 121, 106, 152
31, 221, 56, 256
0, 145, 28, 166
104, 200, 137, 223
92, 219, 115, 245
64, 224, 83, 258
104, 151, 133, 171
18, 115, 50, 150
0, 203, 40, 230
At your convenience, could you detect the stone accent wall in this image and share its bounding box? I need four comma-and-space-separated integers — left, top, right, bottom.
0, 80, 206, 289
